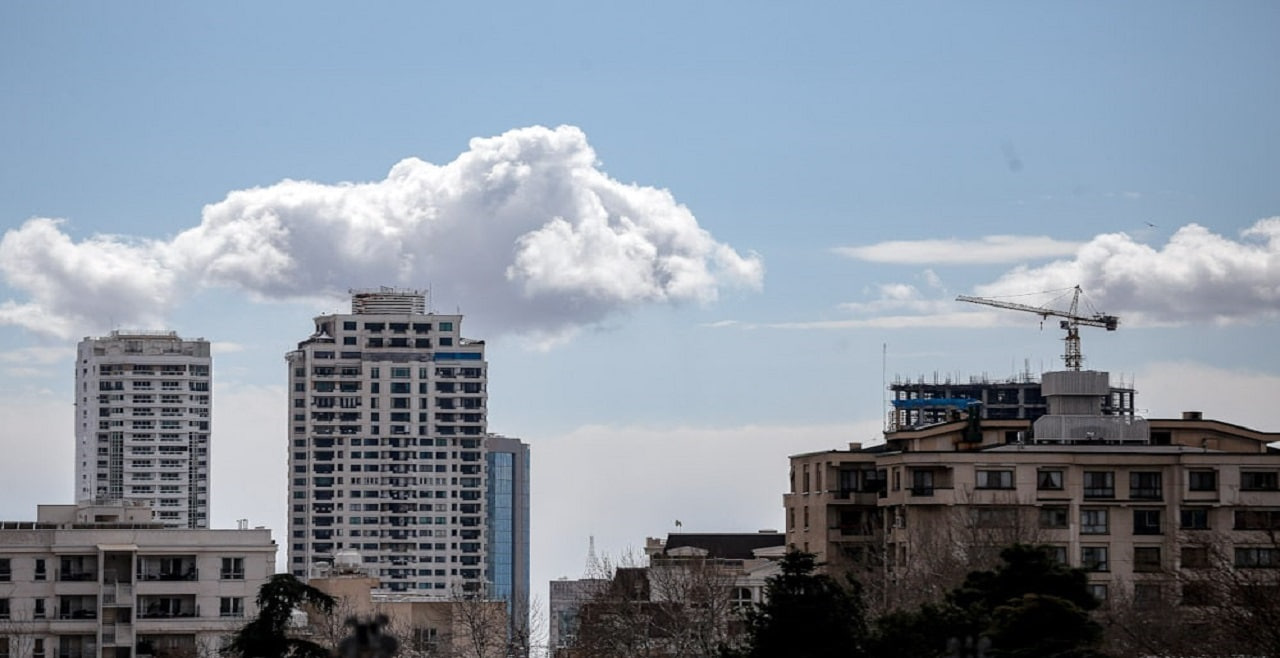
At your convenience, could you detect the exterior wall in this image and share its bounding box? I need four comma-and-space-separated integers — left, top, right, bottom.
75, 331, 212, 529
286, 291, 489, 595
484, 436, 530, 628
547, 579, 606, 654
786, 416, 1280, 606
308, 575, 507, 658
0, 516, 274, 658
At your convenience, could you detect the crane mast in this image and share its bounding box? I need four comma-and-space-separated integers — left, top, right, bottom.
956, 285, 1119, 371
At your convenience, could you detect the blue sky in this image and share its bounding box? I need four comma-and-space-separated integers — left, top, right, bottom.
3, 0, 1279, 624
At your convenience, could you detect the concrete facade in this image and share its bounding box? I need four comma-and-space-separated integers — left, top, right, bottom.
788, 370, 1280, 606
0, 503, 275, 658
306, 573, 507, 658
286, 289, 489, 595
75, 331, 212, 529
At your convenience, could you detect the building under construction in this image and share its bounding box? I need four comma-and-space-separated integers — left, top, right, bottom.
889, 371, 1135, 430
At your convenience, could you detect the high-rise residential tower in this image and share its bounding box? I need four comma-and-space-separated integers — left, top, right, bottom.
287, 289, 488, 594
75, 330, 212, 528
485, 434, 530, 629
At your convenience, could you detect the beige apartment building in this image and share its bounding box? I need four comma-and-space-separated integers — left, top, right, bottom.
304, 565, 508, 658
786, 370, 1280, 606
0, 502, 275, 658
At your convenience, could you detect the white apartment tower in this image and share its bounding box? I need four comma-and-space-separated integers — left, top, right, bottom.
74, 330, 212, 529
287, 289, 488, 594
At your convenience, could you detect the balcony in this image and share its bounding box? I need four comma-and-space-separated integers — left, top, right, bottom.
138, 598, 198, 619
137, 557, 197, 582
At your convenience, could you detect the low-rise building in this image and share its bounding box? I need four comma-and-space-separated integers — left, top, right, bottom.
305, 562, 509, 658
0, 502, 275, 658
787, 369, 1280, 607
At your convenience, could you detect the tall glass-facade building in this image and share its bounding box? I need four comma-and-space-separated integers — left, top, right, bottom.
485, 435, 530, 628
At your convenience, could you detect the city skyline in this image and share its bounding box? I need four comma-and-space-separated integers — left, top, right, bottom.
2, 1, 1280, 620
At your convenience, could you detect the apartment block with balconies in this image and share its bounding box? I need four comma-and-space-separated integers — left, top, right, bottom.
0, 502, 274, 658
786, 369, 1280, 607
286, 289, 488, 595
75, 331, 212, 529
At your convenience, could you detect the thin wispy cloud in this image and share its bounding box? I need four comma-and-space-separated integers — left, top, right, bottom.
835, 235, 1082, 265
0, 126, 763, 342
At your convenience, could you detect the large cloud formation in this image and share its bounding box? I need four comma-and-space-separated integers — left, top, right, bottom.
832, 220, 1280, 328
0, 126, 763, 341
974, 220, 1280, 325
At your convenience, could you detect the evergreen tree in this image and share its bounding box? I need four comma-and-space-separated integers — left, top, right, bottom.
730, 551, 867, 658
224, 574, 336, 658
870, 544, 1105, 658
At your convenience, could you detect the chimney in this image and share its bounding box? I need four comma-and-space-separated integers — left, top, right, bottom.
1182, 411, 1203, 421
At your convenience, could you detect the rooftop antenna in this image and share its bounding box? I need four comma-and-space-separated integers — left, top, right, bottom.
585, 535, 598, 576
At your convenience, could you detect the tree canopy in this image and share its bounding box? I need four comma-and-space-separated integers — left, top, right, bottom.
730, 551, 868, 658
224, 574, 336, 658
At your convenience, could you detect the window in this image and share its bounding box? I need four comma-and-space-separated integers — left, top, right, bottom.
1235, 510, 1280, 530
220, 557, 244, 580
0, 559, 8, 581
1181, 581, 1213, 606
0, 598, 7, 619
1242, 471, 1279, 491
1083, 471, 1114, 498
1181, 507, 1210, 530
1134, 509, 1162, 535
1088, 584, 1108, 603
1134, 584, 1163, 608
1037, 469, 1064, 490
972, 508, 1017, 529
1181, 546, 1210, 569
1081, 509, 1108, 534
1130, 471, 1163, 500
1045, 545, 1068, 564
976, 470, 1014, 490
1082, 546, 1109, 572
1039, 506, 1069, 529
439, 322, 453, 332
33, 639, 43, 658
34, 599, 45, 618
910, 470, 933, 496
1134, 546, 1162, 572
1235, 547, 1280, 568
34, 559, 45, 581
1188, 470, 1217, 492
220, 597, 245, 617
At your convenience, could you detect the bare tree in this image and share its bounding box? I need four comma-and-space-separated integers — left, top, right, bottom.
566, 549, 753, 658
869, 489, 1045, 612
449, 586, 509, 658
507, 594, 546, 658
1097, 529, 1280, 658
645, 554, 743, 657
0, 615, 40, 658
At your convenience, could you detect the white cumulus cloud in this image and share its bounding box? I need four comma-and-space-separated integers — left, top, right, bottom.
0, 125, 763, 340
975, 219, 1280, 325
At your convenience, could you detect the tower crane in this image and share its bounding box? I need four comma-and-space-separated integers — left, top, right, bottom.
956, 285, 1118, 371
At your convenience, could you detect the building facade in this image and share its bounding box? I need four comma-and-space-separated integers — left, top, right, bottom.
787, 370, 1280, 607
75, 331, 212, 529
889, 371, 1135, 429
286, 289, 489, 594
484, 435, 530, 628
0, 502, 274, 658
